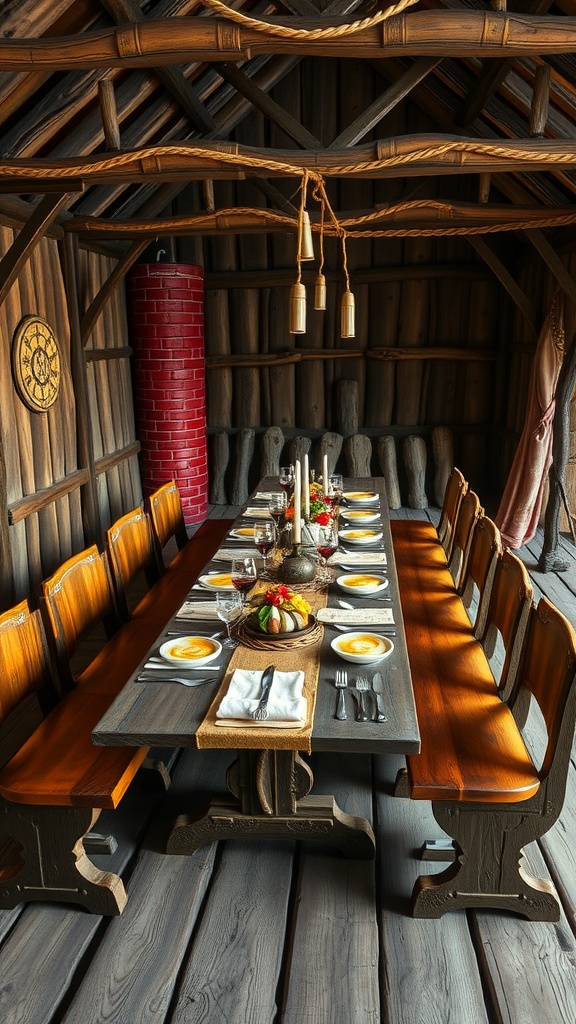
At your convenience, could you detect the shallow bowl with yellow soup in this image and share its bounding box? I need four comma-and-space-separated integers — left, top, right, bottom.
159, 636, 222, 668
338, 528, 384, 546
336, 573, 388, 596
331, 631, 393, 664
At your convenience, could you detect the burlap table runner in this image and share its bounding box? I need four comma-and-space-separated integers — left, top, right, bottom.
196, 585, 328, 754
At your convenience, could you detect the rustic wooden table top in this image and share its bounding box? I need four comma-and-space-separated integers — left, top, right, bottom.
92, 477, 420, 756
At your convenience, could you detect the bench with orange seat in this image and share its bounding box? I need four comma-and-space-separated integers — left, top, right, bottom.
0, 599, 148, 915
391, 518, 576, 921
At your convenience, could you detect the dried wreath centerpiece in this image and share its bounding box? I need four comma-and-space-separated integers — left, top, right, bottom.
247, 583, 312, 634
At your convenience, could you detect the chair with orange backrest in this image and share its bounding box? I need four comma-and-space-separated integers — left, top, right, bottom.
0, 598, 146, 914
446, 489, 482, 589
458, 514, 502, 637
411, 596, 576, 920
478, 548, 533, 707
105, 507, 160, 623
145, 479, 235, 579
40, 544, 120, 693
436, 466, 467, 562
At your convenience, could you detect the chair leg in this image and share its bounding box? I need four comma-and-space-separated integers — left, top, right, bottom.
0, 801, 127, 915
411, 800, 560, 921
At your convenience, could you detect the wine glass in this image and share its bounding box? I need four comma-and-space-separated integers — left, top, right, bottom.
254, 520, 276, 570
216, 591, 243, 647
316, 519, 339, 568
231, 556, 257, 606
268, 491, 287, 528
328, 474, 344, 502
278, 466, 293, 493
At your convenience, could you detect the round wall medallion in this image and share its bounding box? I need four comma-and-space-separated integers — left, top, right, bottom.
11, 315, 61, 412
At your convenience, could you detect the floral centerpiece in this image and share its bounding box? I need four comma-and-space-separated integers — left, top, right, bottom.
247, 583, 312, 634
285, 481, 337, 526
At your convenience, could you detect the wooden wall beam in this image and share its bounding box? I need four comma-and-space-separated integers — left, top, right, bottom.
0, 397, 12, 606
530, 64, 551, 137
0, 193, 78, 308
80, 238, 148, 343
2, 13, 576, 69
94, 440, 141, 476
525, 228, 576, 311
204, 264, 490, 289
7, 469, 90, 526
205, 346, 497, 369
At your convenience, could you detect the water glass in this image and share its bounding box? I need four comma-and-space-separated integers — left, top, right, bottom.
216, 591, 243, 647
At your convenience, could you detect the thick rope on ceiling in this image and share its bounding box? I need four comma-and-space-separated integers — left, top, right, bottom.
197, 0, 422, 39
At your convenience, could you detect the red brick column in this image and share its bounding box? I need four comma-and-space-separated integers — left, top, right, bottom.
127, 262, 208, 524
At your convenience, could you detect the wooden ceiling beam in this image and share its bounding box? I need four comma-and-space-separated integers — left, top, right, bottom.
525, 228, 576, 311
329, 57, 440, 149
0, 192, 79, 307
468, 236, 537, 335
217, 62, 321, 149
6, 134, 576, 185
98, 0, 216, 133
3, 13, 576, 70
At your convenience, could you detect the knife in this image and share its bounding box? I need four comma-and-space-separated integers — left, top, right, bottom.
371, 672, 388, 723
252, 664, 275, 721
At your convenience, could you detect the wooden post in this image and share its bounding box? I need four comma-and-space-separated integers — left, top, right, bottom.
431, 427, 454, 508
289, 435, 312, 468
60, 232, 100, 545
403, 436, 428, 509
478, 173, 491, 203
377, 436, 401, 509
210, 431, 230, 505
0, 397, 12, 606
230, 428, 255, 507
318, 431, 343, 477
344, 434, 372, 477
260, 426, 284, 478
98, 77, 121, 150
530, 65, 551, 138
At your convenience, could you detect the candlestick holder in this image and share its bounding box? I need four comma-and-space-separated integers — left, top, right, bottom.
278, 543, 316, 584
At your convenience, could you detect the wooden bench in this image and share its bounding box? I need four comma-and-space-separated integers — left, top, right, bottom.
391, 518, 576, 921
0, 600, 149, 915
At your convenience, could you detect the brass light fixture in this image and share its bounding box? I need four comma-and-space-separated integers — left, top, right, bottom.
289, 173, 313, 334
340, 231, 355, 339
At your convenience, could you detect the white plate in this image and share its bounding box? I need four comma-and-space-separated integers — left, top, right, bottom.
159, 636, 222, 668
336, 573, 389, 596
340, 509, 381, 524
331, 632, 394, 664
338, 528, 384, 546
229, 527, 256, 540
198, 572, 236, 591
343, 491, 379, 505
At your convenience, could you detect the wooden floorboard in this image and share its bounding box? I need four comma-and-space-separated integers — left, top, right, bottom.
2, 505, 576, 1024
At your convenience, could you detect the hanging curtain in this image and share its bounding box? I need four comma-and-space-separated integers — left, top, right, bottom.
496, 290, 565, 550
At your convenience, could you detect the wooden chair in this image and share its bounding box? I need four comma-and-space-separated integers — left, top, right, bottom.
411, 597, 576, 921
40, 544, 120, 693
105, 507, 160, 622
458, 514, 501, 637
145, 480, 189, 571
0, 599, 147, 914
446, 489, 482, 588
436, 466, 467, 561
478, 549, 533, 706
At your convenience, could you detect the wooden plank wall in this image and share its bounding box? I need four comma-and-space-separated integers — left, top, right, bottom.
200, 64, 503, 498
0, 228, 142, 609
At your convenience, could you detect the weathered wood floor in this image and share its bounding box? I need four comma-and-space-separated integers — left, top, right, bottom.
2, 506, 576, 1024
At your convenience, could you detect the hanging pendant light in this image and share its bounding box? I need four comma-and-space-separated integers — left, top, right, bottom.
340, 231, 355, 338
314, 192, 327, 310
290, 281, 307, 334
301, 211, 315, 261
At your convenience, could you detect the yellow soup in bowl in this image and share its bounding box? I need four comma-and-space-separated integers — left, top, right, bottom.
338, 634, 386, 656
159, 635, 222, 667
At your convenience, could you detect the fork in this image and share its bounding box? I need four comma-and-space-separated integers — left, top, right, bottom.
335, 668, 348, 720
354, 676, 370, 722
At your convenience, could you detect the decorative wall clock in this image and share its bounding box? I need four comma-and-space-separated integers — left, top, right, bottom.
11, 315, 61, 412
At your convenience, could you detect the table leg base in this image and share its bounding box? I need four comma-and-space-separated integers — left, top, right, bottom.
166, 794, 376, 859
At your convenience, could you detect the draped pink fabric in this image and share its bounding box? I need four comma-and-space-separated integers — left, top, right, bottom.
496, 291, 565, 549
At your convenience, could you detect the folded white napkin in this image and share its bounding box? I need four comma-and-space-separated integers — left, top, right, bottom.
216, 668, 307, 727
176, 600, 219, 619
213, 547, 257, 561
316, 607, 394, 625
254, 491, 279, 500
243, 507, 272, 519
328, 551, 387, 566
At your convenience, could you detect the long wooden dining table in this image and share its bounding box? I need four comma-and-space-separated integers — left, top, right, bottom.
93, 477, 420, 858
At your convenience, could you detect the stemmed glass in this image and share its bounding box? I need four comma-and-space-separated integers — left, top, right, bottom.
216, 591, 243, 647
315, 519, 339, 568
278, 466, 293, 494
254, 520, 276, 570
269, 491, 287, 528
231, 556, 257, 606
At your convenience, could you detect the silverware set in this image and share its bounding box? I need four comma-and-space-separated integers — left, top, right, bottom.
334, 670, 387, 722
